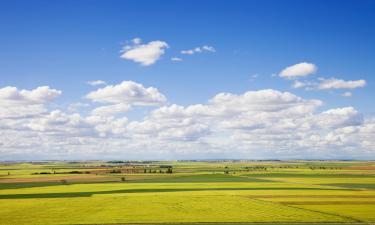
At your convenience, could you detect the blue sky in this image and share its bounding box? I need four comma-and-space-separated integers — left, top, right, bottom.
0, 0, 374, 160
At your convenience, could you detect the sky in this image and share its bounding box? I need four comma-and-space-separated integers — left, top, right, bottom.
0, 0, 375, 160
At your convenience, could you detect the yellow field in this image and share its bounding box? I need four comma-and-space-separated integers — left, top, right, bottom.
0, 161, 374, 225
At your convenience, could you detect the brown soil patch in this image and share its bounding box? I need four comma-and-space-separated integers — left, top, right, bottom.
347, 166, 375, 170
0, 175, 117, 183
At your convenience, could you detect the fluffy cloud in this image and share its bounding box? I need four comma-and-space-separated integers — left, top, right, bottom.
0, 86, 61, 103
292, 80, 308, 89
313, 107, 363, 129
122, 89, 373, 159
128, 89, 323, 143
85, 81, 166, 128
279, 62, 317, 79
317, 78, 366, 90
0, 86, 61, 118
1, 82, 374, 160
86, 81, 166, 105
208, 89, 322, 113
26, 110, 91, 134
181, 45, 216, 55
90, 103, 131, 117
120, 38, 168, 66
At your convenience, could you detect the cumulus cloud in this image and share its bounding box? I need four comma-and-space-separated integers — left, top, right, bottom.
128, 89, 323, 143
90, 103, 131, 117
26, 110, 90, 134
279, 62, 317, 79
1, 82, 374, 160
0, 86, 61, 104
86, 81, 167, 106
120, 38, 168, 66
181, 45, 216, 55
208, 89, 322, 114
292, 80, 307, 89
87, 80, 106, 86
0, 86, 61, 118
313, 107, 363, 129
67, 102, 90, 112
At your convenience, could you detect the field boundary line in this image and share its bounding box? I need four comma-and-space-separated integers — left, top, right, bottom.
73, 223, 371, 225
242, 196, 363, 223
282, 204, 363, 223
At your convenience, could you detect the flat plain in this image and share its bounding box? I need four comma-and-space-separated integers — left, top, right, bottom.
0, 160, 374, 225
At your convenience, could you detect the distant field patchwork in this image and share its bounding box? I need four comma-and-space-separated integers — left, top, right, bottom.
0, 161, 374, 225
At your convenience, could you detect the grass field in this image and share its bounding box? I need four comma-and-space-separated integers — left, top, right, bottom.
0, 160, 374, 225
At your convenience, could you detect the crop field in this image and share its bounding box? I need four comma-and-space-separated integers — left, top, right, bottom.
0, 161, 375, 225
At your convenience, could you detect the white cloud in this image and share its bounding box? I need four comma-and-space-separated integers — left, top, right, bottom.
129, 89, 322, 143
279, 62, 317, 79
131, 37, 142, 44
342, 92, 352, 97
292, 78, 366, 91
171, 57, 182, 62
208, 89, 322, 114
67, 102, 90, 112
317, 78, 366, 90
1, 82, 375, 160
0, 86, 61, 118
91, 103, 131, 117
181, 45, 216, 55
26, 110, 90, 134
0, 86, 61, 104
120, 38, 168, 66
87, 80, 106, 86
86, 81, 166, 106
313, 107, 363, 129
181, 50, 194, 55
292, 80, 308, 89
202, 45, 216, 52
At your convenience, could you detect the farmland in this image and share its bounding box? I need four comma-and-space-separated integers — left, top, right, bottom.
0, 160, 374, 225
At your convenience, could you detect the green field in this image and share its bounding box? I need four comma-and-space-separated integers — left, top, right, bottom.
0, 160, 374, 225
